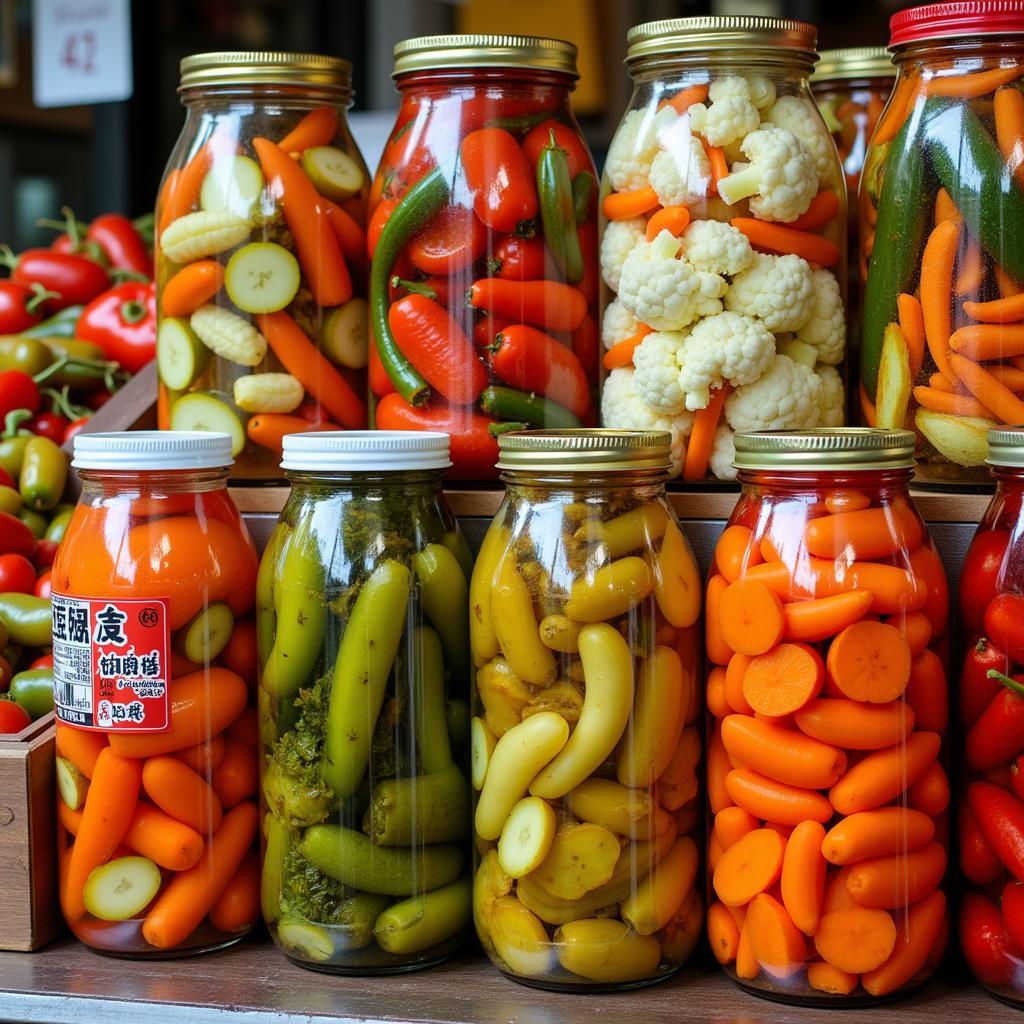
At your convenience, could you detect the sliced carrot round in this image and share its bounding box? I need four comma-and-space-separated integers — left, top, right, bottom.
745, 893, 807, 980
713, 828, 786, 908
825, 620, 912, 703
814, 908, 897, 974
807, 961, 858, 995
719, 579, 784, 656
707, 901, 741, 964
742, 643, 824, 717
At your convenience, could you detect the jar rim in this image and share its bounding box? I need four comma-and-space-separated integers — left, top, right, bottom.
392, 34, 578, 78
733, 429, 916, 471
987, 425, 1024, 467
890, 1, 1024, 47
813, 47, 897, 82
178, 51, 352, 92
496, 429, 672, 473
72, 431, 234, 471
280, 430, 452, 472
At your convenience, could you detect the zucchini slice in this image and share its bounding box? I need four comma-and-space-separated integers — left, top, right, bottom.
169, 391, 246, 456
875, 322, 912, 430
175, 602, 235, 663
83, 857, 162, 921
277, 919, 334, 962
915, 409, 995, 467
157, 318, 209, 391
300, 146, 364, 201
225, 243, 301, 314
56, 756, 89, 811
200, 155, 264, 219
321, 298, 368, 369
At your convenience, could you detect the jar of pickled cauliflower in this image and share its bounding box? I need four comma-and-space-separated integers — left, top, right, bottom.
599, 17, 847, 483
471, 429, 703, 990
705, 428, 949, 1005
157, 52, 370, 481
51, 432, 260, 956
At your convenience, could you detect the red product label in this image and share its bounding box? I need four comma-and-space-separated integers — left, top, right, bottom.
51, 592, 171, 732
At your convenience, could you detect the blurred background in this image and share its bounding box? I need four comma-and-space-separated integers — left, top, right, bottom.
0, 0, 915, 250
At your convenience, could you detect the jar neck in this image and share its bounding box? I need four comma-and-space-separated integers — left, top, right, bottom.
501, 468, 668, 497
285, 468, 446, 492
395, 66, 576, 96
78, 468, 229, 496
737, 467, 914, 493
993, 465, 1024, 488
893, 37, 1024, 73
181, 83, 353, 109
628, 49, 817, 83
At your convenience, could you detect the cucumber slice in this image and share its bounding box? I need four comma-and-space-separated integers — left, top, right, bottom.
224, 243, 301, 315
83, 856, 162, 921
776, 335, 818, 369
56, 756, 89, 810
158, 317, 209, 391
470, 716, 497, 791
876, 322, 913, 430
277, 919, 334, 962
300, 146, 364, 202
175, 602, 235, 663
498, 796, 557, 879
915, 409, 995, 467
321, 298, 368, 369
200, 155, 264, 219
169, 391, 246, 456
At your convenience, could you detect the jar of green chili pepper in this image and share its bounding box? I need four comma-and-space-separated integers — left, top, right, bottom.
860, 2, 1024, 483
367, 36, 600, 479
259, 430, 473, 972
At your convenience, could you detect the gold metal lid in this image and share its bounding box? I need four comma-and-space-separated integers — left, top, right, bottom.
392, 34, 578, 78
733, 428, 916, 471
179, 52, 352, 91
813, 47, 896, 83
496, 429, 671, 473
626, 16, 817, 65
987, 426, 1024, 467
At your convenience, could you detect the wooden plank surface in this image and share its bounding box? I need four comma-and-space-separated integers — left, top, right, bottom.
0, 937, 1016, 1024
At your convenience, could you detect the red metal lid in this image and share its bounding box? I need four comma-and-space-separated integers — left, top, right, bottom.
890, 1, 1024, 45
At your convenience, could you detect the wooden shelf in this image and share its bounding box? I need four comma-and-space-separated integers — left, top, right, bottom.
0, 937, 1017, 1024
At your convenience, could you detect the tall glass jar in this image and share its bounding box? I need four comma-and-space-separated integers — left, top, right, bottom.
599, 18, 847, 484
156, 52, 370, 482
958, 427, 1024, 1005
470, 429, 703, 990
860, 3, 1024, 482
258, 432, 472, 973
50, 432, 260, 956
705, 429, 950, 1005
367, 36, 600, 479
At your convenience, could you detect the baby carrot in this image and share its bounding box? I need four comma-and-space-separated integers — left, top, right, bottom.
161, 261, 225, 318
715, 806, 760, 850
1000, 267, 1024, 298
949, 323, 1024, 359
823, 807, 936, 865
725, 767, 833, 826
783, 591, 873, 643
805, 503, 924, 561
955, 240, 985, 298
715, 525, 756, 582
176, 735, 226, 777
709, 831, 725, 872
320, 197, 367, 264
602, 327, 651, 371
212, 738, 258, 808
713, 827, 786, 908
707, 666, 731, 719
789, 190, 840, 232
925, 65, 1023, 98
143, 756, 223, 834
683, 383, 730, 482
742, 643, 824, 717
227, 707, 260, 750
964, 292, 1024, 324
661, 82, 709, 113
705, 574, 734, 666
721, 714, 847, 790
746, 893, 807, 980
814, 907, 898, 974
825, 620, 913, 704
247, 414, 338, 454
845, 842, 947, 910
897, 293, 926, 378
928, 372, 956, 392
996, 85, 1024, 190
905, 649, 949, 734
602, 186, 660, 221
209, 850, 261, 934
950, 351, 1024, 424
277, 106, 338, 153
908, 545, 950, 638
807, 962, 858, 996
63, 748, 142, 920
708, 723, 734, 814
795, 698, 914, 750
825, 490, 871, 514
781, 821, 827, 935
725, 652, 754, 714
705, 142, 729, 194
829, 731, 941, 814
58, 801, 83, 836
160, 141, 214, 230
823, 865, 859, 914
55, 723, 107, 779
736, 920, 759, 979
142, 801, 259, 950
718, 579, 785, 656
934, 187, 960, 225
919, 219, 959, 380
890, 612, 933, 656
988, 364, 1024, 391
730, 218, 840, 267
872, 73, 919, 146
123, 801, 204, 872
707, 900, 741, 964
645, 205, 691, 241
222, 623, 259, 689
913, 385, 997, 419
907, 760, 950, 816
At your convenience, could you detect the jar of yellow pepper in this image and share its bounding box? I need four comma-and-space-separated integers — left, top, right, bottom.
470, 429, 703, 990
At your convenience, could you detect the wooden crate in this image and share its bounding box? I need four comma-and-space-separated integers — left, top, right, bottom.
0, 713, 59, 951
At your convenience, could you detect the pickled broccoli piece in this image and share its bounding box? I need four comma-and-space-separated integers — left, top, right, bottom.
281, 844, 351, 925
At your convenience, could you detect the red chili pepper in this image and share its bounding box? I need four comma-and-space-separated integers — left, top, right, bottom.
986, 594, 1024, 665
407, 203, 486, 275
961, 636, 1010, 728
63, 416, 91, 443
971, 781, 1024, 882
960, 891, 1016, 987
492, 235, 547, 280
33, 569, 52, 600
387, 294, 487, 406
571, 313, 600, 386
0, 281, 57, 333
1002, 881, 1024, 952
472, 316, 514, 349
0, 371, 40, 421
374, 392, 498, 480
1013, 755, 1024, 802
461, 128, 538, 233
27, 411, 69, 444
86, 213, 152, 276
391, 276, 451, 307
967, 671, 1024, 771
468, 278, 588, 332
961, 529, 1011, 634
522, 119, 590, 178
75, 281, 156, 373
5, 249, 109, 309
33, 538, 58, 570
368, 198, 398, 257
369, 341, 396, 399
0, 510, 36, 558
576, 218, 599, 304
961, 798, 1004, 885
488, 324, 591, 418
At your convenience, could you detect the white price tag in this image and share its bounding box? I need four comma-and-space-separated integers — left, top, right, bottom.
32, 0, 133, 108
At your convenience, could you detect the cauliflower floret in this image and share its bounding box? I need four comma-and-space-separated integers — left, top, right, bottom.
725, 252, 814, 333
816, 364, 846, 427
746, 76, 777, 112
717, 127, 816, 222
679, 220, 754, 277
602, 298, 640, 350
709, 424, 738, 481
618, 230, 726, 332
764, 95, 836, 187
724, 354, 824, 432
605, 106, 679, 192
649, 129, 711, 208
675, 311, 776, 411
795, 268, 845, 365
690, 76, 761, 147
633, 330, 687, 414
600, 217, 646, 293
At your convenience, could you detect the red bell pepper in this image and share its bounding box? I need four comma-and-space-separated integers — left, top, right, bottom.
76, 281, 156, 373
86, 213, 152, 277
970, 781, 1024, 882
960, 891, 1017, 987
961, 636, 1010, 729
961, 529, 1011, 634
461, 128, 538, 233
961, 798, 1004, 885
986, 594, 1024, 665
966, 671, 1024, 771
1003, 882, 1024, 952
0, 282, 56, 333
4, 249, 109, 310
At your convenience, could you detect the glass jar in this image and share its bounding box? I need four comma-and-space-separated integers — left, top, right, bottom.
156, 52, 370, 482
705, 429, 950, 1005
50, 432, 260, 956
860, 3, 1024, 483
958, 427, 1024, 1005
367, 35, 600, 480
599, 18, 847, 484
258, 432, 472, 973
470, 429, 703, 990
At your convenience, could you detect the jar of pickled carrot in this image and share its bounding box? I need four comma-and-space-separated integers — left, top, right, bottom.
367, 35, 600, 478
958, 427, 1024, 1004
471, 429, 702, 990
860, 2, 1024, 483
51, 432, 260, 956
599, 17, 847, 483
157, 52, 370, 482
705, 428, 949, 1005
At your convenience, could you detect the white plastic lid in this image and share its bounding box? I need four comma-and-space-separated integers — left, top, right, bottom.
280, 431, 451, 472
72, 431, 235, 470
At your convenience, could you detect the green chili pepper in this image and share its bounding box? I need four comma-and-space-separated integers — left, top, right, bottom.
572, 171, 596, 226
18, 507, 48, 539
0, 336, 53, 377
537, 129, 584, 284
9, 668, 54, 720
0, 334, 121, 391
21, 305, 85, 339
19, 436, 68, 512
480, 385, 581, 428
0, 485, 21, 516
0, 435, 30, 480
45, 507, 75, 543
0, 594, 51, 646
369, 167, 449, 405
256, 521, 289, 671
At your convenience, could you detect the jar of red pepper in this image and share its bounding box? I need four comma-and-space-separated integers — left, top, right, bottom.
959, 426, 1024, 1004
368, 35, 600, 479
